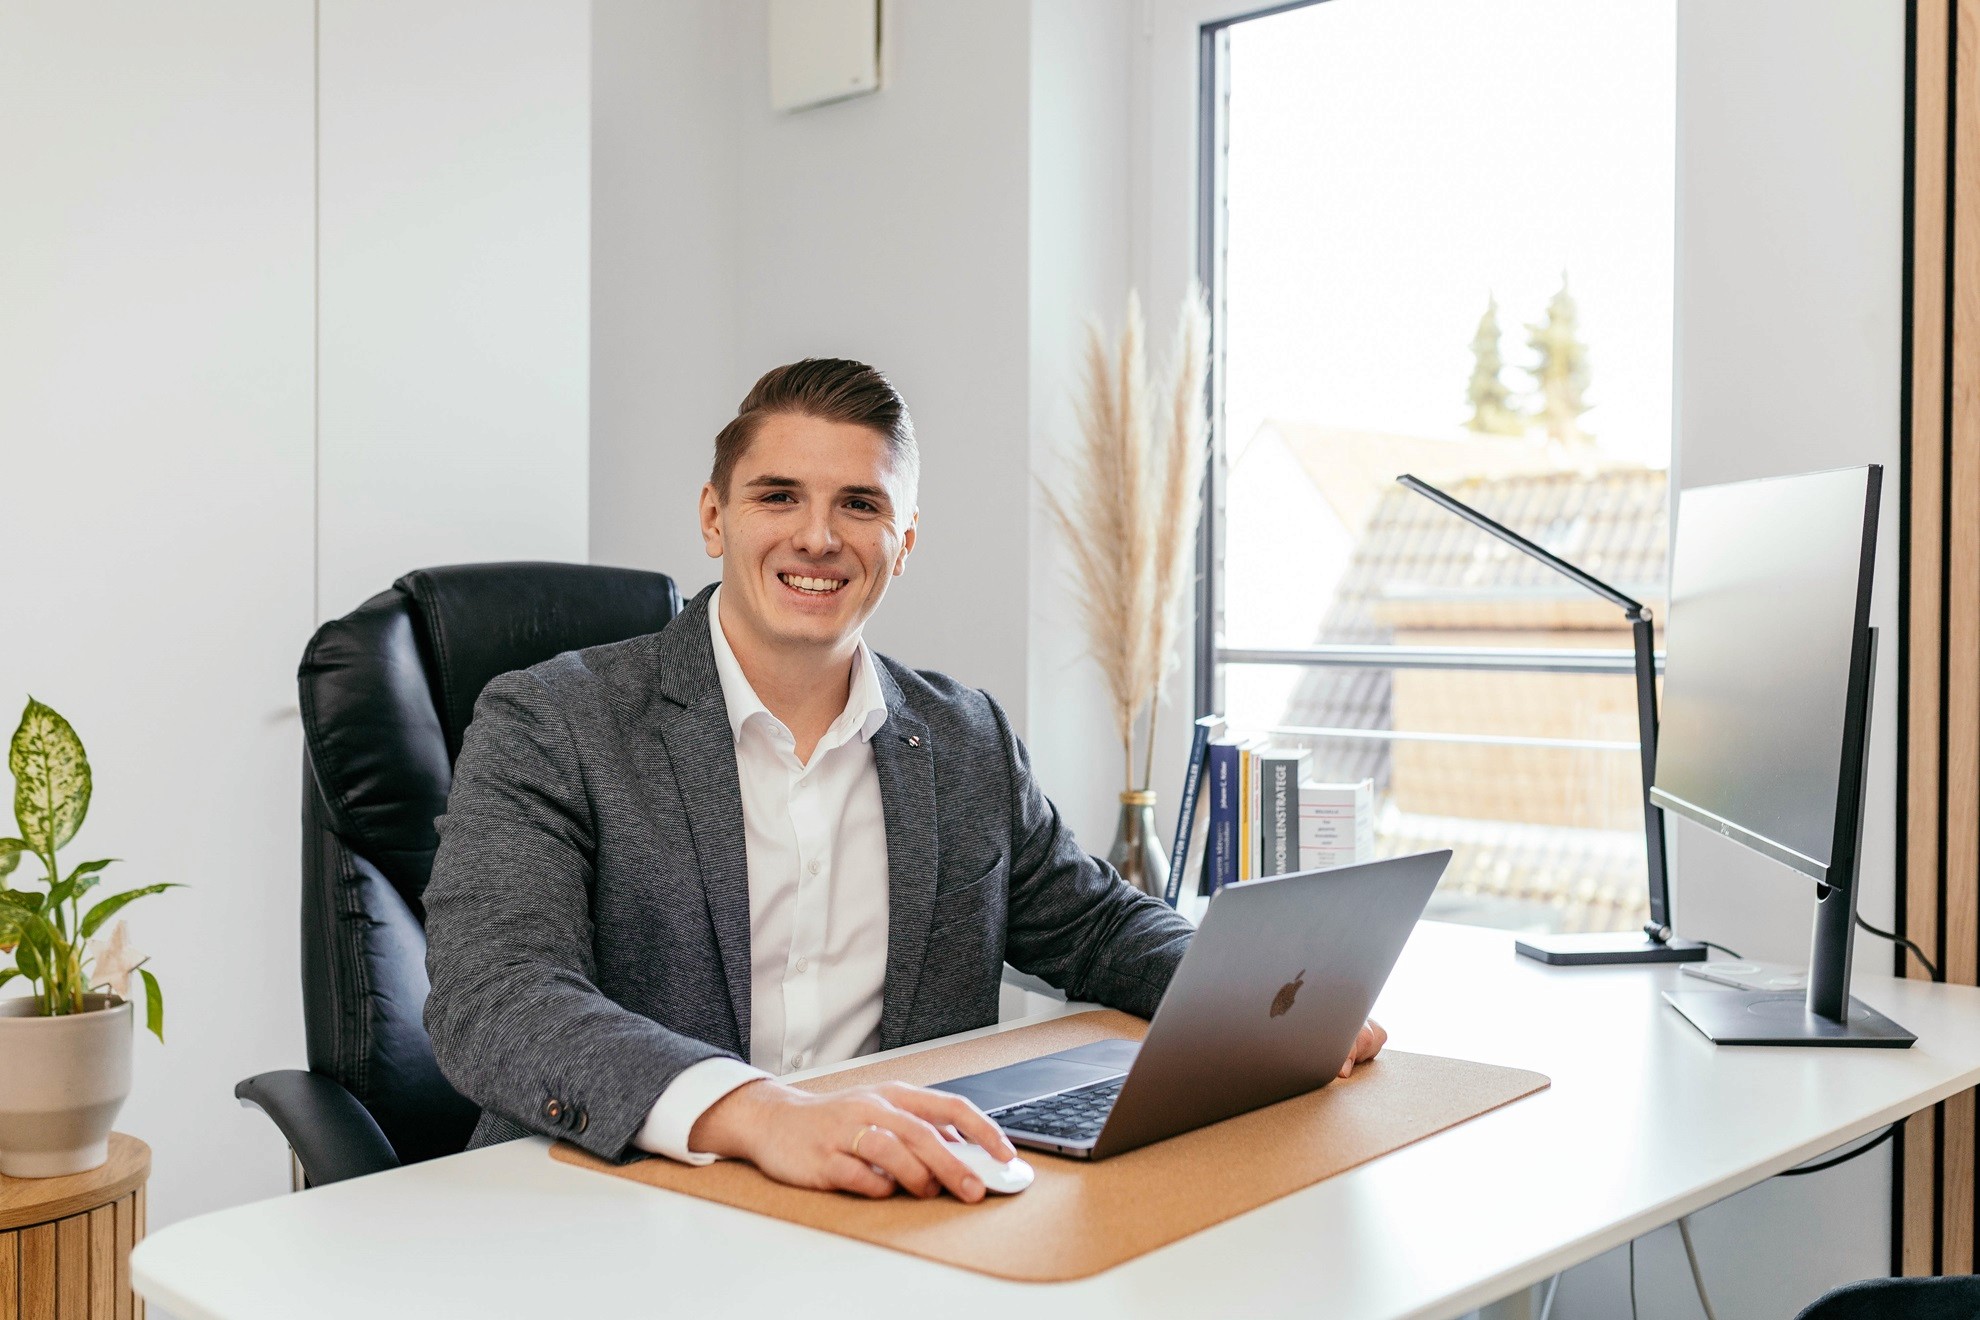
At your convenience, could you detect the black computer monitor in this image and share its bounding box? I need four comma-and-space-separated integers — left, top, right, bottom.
1650, 464, 1911, 1046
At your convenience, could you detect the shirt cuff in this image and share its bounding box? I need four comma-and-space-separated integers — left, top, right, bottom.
632, 1057, 771, 1165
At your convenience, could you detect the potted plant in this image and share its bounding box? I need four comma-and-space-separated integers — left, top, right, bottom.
0, 699, 172, 1177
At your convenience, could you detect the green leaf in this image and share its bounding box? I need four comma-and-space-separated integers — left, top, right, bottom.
0, 968, 17, 991
0, 889, 40, 913
79, 884, 179, 940
46, 866, 108, 915
14, 936, 40, 980
0, 838, 25, 881
10, 699, 91, 857
138, 967, 163, 1042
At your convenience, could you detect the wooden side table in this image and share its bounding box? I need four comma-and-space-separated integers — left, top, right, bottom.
0, 1134, 149, 1319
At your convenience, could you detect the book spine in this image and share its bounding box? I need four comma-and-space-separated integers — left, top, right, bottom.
1262, 754, 1301, 875
1163, 718, 1218, 908
1207, 743, 1238, 894
1238, 747, 1254, 882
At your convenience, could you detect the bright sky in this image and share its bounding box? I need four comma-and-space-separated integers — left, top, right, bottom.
1222, 0, 1677, 467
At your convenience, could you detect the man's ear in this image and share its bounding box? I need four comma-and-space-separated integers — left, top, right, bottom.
698, 482, 724, 559
894, 511, 918, 576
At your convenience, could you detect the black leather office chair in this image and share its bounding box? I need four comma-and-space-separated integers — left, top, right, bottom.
235, 562, 684, 1187
1795, 1276, 1980, 1319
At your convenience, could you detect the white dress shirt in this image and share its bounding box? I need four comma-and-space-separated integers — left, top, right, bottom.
633, 587, 893, 1163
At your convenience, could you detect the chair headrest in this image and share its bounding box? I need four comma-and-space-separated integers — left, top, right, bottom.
299, 562, 682, 907
396, 562, 685, 762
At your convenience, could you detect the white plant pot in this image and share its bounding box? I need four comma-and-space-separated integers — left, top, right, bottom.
0, 994, 132, 1178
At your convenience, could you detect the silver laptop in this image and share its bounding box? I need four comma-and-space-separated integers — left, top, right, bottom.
931, 850, 1450, 1159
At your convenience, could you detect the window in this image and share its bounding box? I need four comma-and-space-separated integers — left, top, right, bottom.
1200, 0, 1676, 934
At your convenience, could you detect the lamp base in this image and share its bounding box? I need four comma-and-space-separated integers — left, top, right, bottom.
1664, 989, 1915, 1047
1514, 931, 1709, 966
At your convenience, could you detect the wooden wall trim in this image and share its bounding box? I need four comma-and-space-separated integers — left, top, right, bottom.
1904, 0, 1959, 1278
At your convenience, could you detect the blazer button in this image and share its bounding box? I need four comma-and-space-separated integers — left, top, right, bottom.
574, 1110, 589, 1134
544, 1099, 563, 1121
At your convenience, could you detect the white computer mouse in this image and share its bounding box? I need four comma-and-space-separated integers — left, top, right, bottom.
946, 1141, 1034, 1195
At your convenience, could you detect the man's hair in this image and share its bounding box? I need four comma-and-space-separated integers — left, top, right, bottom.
710, 358, 919, 504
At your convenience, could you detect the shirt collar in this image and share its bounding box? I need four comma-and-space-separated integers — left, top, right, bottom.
707, 586, 890, 748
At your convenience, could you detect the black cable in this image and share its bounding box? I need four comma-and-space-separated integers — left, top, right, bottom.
1628, 1237, 1639, 1320
1695, 939, 1743, 960
1775, 1124, 1898, 1177
1853, 914, 1941, 981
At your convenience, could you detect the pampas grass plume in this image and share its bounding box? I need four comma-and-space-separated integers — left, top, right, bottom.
1044, 286, 1212, 793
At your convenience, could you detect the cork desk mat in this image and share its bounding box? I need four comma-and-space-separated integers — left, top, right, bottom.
551, 1010, 1550, 1282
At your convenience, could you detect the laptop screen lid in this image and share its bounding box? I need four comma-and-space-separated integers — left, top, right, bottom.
1089, 849, 1450, 1158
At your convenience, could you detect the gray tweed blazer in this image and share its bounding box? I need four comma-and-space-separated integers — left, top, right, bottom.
423, 584, 1194, 1161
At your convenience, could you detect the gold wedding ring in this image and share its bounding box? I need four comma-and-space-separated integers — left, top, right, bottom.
851, 1124, 881, 1162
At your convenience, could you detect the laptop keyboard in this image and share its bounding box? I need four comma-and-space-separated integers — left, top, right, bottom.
989, 1075, 1126, 1142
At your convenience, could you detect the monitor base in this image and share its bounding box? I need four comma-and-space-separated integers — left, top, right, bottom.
1665, 989, 1916, 1047
1516, 932, 1709, 966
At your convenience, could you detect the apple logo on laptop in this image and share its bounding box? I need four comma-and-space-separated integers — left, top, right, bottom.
1270, 970, 1306, 1018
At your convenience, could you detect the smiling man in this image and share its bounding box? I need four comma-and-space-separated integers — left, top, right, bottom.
422, 359, 1380, 1202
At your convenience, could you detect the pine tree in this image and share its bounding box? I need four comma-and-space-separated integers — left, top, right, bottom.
1465, 294, 1525, 436
1528, 274, 1594, 447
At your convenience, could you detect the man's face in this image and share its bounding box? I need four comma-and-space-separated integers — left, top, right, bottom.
699, 412, 917, 656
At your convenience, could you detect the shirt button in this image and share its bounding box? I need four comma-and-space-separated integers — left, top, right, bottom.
808, 859, 821, 875
796, 956, 809, 973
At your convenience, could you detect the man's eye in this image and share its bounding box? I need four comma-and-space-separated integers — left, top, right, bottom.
761, 492, 795, 504
847, 499, 877, 512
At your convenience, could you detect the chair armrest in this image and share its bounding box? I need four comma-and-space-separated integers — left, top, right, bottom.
235, 1070, 401, 1187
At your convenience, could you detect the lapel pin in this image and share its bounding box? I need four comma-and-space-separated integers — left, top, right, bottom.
905, 735, 922, 748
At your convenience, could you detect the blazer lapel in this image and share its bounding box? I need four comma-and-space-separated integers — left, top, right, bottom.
652, 586, 754, 1053
873, 664, 936, 1051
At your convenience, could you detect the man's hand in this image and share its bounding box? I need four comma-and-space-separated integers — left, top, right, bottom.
1339, 1017, 1388, 1078
687, 1078, 1017, 1202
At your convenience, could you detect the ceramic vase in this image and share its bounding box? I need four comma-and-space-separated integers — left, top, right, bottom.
1107, 790, 1170, 899
0, 994, 131, 1177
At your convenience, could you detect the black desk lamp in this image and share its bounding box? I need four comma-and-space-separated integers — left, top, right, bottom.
1396, 474, 1706, 965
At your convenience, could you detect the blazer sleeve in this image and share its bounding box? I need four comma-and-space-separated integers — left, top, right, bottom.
987, 694, 1194, 1017
423, 670, 742, 1161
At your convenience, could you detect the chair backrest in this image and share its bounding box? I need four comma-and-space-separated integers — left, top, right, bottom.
297, 562, 683, 1165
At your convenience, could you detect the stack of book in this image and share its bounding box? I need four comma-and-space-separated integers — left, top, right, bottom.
1161, 716, 1379, 907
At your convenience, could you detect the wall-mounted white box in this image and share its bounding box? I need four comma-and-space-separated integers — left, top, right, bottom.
768, 0, 880, 112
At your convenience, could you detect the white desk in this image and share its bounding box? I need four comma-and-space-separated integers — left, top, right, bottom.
134, 922, 1980, 1320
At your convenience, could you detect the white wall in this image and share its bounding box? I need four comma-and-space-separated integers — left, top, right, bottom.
318, 0, 591, 620
0, 0, 592, 1239
589, 0, 739, 589
0, 0, 316, 1229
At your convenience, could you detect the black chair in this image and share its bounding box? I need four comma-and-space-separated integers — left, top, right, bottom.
1796, 1276, 1980, 1319
235, 562, 683, 1187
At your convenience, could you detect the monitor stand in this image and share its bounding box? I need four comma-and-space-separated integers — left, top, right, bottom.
1658, 629, 1914, 1048
1516, 931, 1707, 965
1664, 989, 1915, 1047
